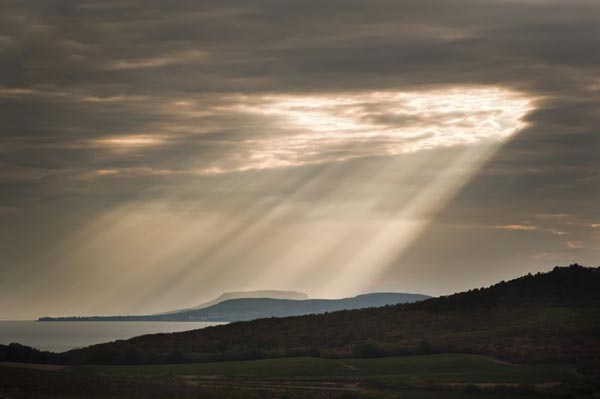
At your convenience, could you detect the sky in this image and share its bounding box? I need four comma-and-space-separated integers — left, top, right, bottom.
1, 0, 599, 319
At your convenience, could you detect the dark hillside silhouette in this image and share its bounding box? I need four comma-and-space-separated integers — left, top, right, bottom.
4, 264, 599, 365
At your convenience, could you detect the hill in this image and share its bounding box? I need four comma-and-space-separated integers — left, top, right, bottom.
155, 290, 309, 315
9, 264, 600, 365
167, 293, 429, 321
39, 292, 428, 322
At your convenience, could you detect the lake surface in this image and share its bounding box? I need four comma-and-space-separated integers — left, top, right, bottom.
0, 321, 225, 352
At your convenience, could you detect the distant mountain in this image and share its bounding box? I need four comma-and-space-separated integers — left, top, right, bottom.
156, 290, 309, 315
32, 264, 598, 365
156, 293, 430, 321
39, 292, 429, 322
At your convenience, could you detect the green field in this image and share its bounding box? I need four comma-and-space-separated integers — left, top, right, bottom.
3, 354, 593, 399
70, 353, 572, 384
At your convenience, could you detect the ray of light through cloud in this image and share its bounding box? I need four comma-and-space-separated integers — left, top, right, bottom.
2, 0, 600, 321
155, 87, 534, 298
20, 86, 536, 313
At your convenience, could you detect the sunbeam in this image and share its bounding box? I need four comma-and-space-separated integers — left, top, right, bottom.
14, 86, 535, 314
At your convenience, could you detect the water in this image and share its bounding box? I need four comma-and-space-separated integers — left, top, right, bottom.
0, 321, 225, 352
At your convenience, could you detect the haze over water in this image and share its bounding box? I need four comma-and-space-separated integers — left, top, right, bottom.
0, 321, 224, 352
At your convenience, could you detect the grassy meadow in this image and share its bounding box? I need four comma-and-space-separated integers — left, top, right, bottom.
3, 353, 593, 399
70, 353, 572, 383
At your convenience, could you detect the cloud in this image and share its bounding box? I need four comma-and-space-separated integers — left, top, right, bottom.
1, 0, 600, 318
107, 50, 208, 70
550, 229, 568, 236
197, 87, 532, 173
94, 134, 165, 149
566, 240, 585, 249
0, 84, 532, 179
494, 224, 538, 232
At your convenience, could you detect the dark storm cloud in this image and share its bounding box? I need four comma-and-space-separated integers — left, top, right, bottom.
0, 0, 598, 221
1, 0, 599, 318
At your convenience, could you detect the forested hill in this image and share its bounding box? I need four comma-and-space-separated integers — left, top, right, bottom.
5, 264, 600, 365
415, 263, 600, 310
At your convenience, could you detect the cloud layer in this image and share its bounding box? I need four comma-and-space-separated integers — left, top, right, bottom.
0, 0, 599, 318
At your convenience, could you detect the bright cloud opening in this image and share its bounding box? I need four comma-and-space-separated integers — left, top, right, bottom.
96, 134, 164, 148
216, 87, 533, 173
